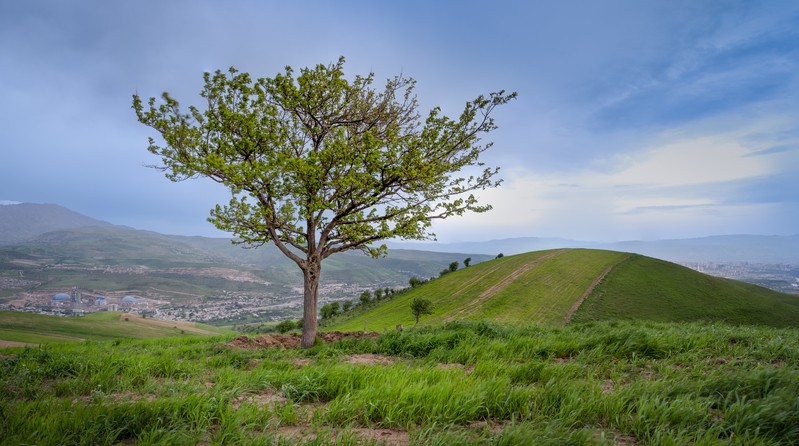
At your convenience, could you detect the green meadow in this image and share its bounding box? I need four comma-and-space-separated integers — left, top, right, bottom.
3, 249, 799, 444
2, 321, 798, 445
0, 311, 230, 345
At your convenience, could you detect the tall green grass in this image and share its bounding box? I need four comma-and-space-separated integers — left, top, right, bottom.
2, 320, 797, 445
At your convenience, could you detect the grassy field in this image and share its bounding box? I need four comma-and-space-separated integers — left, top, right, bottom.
1, 320, 797, 445
3, 248, 799, 444
572, 255, 799, 326
0, 311, 231, 345
330, 250, 799, 332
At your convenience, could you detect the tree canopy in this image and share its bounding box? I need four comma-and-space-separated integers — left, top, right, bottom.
410, 297, 434, 324
133, 57, 515, 347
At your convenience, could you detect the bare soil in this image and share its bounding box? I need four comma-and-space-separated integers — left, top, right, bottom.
226, 331, 380, 350
0, 340, 36, 348
437, 362, 474, 374
344, 353, 395, 365
277, 426, 410, 445
232, 388, 287, 409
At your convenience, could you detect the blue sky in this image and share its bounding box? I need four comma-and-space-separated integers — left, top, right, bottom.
1, 0, 797, 242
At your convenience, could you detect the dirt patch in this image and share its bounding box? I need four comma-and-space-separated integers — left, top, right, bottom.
228, 334, 301, 349
226, 331, 380, 350
344, 353, 396, 366
277, 426, 409, 445
0, 340, 37, 348
292, 357, 313, 367
233, 388, 288, 409
72, 391, 156, 404
437, 363, 474, 374
468, 420, 507, 435
634, 364, 655, 381
598, 430, 639, 445
318, 331, 380, 342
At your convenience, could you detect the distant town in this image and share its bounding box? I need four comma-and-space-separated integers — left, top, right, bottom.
1, 261, 797, 324
682, 261, 799, 295
0, 279, 388, 324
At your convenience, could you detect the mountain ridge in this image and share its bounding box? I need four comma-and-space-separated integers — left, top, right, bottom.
3, 202, 796, 264
0, 203, 111, 245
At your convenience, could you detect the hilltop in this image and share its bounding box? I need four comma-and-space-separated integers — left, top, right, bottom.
330, 249, 799, 332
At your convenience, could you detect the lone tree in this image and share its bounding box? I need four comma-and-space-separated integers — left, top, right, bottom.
133, 57, 515, 348
410, 297, 434, 324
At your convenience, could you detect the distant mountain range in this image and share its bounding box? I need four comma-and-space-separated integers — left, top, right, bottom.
0, 203, 111, 245
2, 202, 797, 265
389, 235, 799, 264
0, 203, 492, 306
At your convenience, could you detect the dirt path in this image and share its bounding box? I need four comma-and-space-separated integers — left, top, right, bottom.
449, 249, 569, 320
563, 255, 630, 323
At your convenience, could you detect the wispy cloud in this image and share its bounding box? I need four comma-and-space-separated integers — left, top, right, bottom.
743, 145, 799, 157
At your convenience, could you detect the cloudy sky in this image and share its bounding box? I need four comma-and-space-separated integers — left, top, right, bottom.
2, 0, 797, 242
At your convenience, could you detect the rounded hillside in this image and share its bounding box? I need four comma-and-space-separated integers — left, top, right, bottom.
329, 249, 799, 331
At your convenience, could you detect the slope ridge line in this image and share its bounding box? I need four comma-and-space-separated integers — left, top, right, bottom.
564, 254, 631, 323
448, 249, 570, 320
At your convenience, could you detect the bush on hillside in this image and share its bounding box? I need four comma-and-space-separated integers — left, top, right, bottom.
275, 319, 295, 333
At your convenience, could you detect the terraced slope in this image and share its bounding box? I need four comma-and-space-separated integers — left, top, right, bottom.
331, 249, 630, 331
330, 249, 799, 332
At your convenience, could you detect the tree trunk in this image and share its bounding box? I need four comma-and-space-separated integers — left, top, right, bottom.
300, 260, 321, 349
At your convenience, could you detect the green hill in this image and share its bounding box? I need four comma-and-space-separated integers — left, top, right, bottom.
330, 249, 799, 331
0, 311, 231, 346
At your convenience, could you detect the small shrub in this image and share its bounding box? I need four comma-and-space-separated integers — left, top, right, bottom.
275, 319, 295, 333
